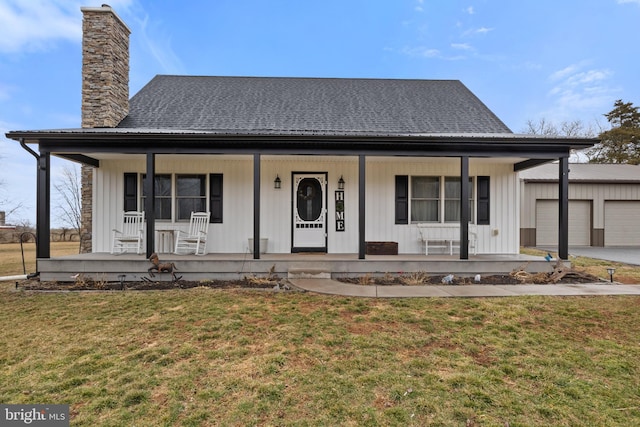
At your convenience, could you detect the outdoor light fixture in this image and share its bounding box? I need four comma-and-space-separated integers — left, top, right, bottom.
338, 175, 345, 190
607, 267, 615, 283
274, 175, 281, 189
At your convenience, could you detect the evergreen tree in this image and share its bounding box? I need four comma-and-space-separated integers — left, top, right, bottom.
588, 100, 640, 164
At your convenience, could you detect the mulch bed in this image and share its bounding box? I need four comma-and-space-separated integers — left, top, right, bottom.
14, 270, 604, 292
337, 272, 602, 286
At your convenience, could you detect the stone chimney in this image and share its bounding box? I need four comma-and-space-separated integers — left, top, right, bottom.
80, 5, 130, 252
81, 4, 130, 128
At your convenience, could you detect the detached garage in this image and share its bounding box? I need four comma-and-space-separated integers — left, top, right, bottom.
520, 163, 640, 247
536, 200, 591, 246
604, 201, 640, 246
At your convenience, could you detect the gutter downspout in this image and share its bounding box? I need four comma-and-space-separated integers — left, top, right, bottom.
20, 140, 39, 161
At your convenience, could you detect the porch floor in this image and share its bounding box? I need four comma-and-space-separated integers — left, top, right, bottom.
37, 252, 556, 282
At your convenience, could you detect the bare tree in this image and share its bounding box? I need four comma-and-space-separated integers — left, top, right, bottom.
524, 118, 561, 136
54, 164, 82, 251
0, 154, 24, 222
523, 118, 599, 161
524, 118, 597, 138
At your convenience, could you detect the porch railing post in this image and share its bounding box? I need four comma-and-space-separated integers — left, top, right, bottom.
460, 156, 469, 259
36, 150, 51, 260
358, 155, 366, 259
253, 153, 261, 259
558, 157, 569, 260
144, 152, 155, 258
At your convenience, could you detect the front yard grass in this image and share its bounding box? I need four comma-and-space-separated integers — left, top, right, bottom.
0, 241, 78, 277
1, 285, 639, 426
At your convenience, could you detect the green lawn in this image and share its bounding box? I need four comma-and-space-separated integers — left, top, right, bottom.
0, 241, 79, 277
1, 285, 639, 426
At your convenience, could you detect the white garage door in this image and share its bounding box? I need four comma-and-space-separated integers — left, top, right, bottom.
604, 201, 640, 246
536, 200, 591, 246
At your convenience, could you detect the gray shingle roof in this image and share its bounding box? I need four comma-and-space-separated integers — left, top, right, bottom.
118, 76, 512, 135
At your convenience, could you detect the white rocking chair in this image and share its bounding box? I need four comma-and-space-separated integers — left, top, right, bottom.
174, 212, 211, 255
111, 211, 145, 254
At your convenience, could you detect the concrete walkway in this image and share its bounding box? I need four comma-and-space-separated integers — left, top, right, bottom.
287, 278, 640, 298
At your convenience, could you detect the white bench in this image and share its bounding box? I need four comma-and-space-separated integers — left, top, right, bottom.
416, 224, 477, 255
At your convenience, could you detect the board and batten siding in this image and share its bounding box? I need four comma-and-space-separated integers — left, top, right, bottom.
260, 156, 360, 253
94, 156, 519, 254
93, 155, 360, 254
93, 156, 255, 253
366, 158, 519, 254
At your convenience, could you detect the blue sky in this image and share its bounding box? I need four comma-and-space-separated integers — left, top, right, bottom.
1, 0, 639, 225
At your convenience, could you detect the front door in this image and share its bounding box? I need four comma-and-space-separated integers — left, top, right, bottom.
292, 173, 327, 252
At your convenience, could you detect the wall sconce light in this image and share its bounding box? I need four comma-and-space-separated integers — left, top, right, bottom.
274, 175, 281, 189
606, 267, 615, 283
338, 175, 345, 190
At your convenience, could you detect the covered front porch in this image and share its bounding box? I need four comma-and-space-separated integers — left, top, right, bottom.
38, 251, 555, 282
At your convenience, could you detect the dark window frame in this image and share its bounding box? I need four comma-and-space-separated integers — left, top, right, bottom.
175, 174, 207, 221
126, 173, 224, 223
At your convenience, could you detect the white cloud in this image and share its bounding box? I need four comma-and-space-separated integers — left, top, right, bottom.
566, 69, 612, 86
465, 6, 475, 14
545, 62, 619, 121
617, 0, 640, 5
0, 0, 134, 53
475, 27, 493, 34
415, 0, 424, 12
451, 43, 473, 51
0, 0, 80, 52
0, 1, 183, 74
461, 26, 494, 37
401, 46, 441, 58
132, 11, 186, 74
549, 61, 590, 81
399, 45, 468, 61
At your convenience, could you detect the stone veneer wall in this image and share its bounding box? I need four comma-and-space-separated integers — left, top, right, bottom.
80, 6, 130, 253
80, 165, 93, 253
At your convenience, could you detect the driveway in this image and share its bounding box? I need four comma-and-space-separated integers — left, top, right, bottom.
538, 246, 640, 266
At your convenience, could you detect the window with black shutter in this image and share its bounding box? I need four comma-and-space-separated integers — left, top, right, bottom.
209, 173, 223, 223
477, 176, 490, 225
395, 175, 409, 224
123, 173, 138, 211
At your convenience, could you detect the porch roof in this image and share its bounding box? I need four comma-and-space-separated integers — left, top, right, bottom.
7, 129, 596, 157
